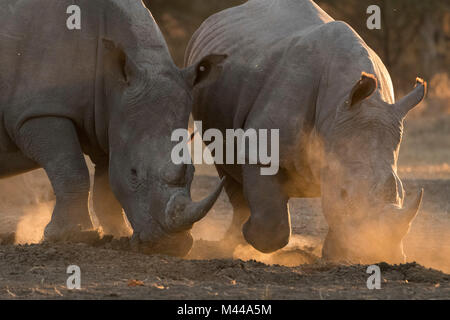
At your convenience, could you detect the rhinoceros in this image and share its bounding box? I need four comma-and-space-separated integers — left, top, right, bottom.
185, 0, 426, 263
0, 0, 226, 256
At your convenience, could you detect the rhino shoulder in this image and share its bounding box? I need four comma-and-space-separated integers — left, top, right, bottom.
311, 21, 362, 45
305, 21, 374, 67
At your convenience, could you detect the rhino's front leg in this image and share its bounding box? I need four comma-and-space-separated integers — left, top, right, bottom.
242, 165, 291, 253
92, 158, 131, 238
218, 167, 249, 250
16, 117, 93, 241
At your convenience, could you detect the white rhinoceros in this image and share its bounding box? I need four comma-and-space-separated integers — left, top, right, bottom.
0, 0, 227, 256
185, 0, 426, 263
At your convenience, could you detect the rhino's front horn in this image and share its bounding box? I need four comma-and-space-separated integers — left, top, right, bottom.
395, 78, 427, 118
398, 188, 424, 226
165, 177, 226, 232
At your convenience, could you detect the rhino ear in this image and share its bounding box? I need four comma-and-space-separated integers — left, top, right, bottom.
347, 72, 378, 107
102, 38, 140, 86
395, 77, 427, 118
183, 54, 227, 88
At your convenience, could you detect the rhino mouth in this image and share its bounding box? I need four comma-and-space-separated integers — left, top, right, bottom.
322, 189, 423, 263
124, 177, 226, 257
132, 229, 194, 257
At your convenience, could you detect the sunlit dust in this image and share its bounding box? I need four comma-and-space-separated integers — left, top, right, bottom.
15, 201, 53, 244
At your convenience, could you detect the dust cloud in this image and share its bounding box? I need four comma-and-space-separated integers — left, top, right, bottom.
0, 170, 54, 244
232, 235, 320, 267
15, 202, 53, 244
0, 156, 447, 274
190, 214, 321, 266
405, 208, 450, 274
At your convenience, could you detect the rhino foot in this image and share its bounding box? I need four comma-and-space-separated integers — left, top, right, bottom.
43, 223, 102, 245
99, 224, 132, 239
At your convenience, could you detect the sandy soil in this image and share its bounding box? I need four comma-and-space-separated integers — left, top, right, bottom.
0, 116, 448, 299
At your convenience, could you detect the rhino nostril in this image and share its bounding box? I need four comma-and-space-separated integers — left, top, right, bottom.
131, 168, 138, 177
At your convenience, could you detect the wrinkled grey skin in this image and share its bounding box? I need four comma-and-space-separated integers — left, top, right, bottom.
0, 0, 226, 256
186, 0, 426, 263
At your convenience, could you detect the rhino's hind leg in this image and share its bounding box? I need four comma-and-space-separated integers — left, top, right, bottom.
16, 117, 94, 242
92, 159, 131, 238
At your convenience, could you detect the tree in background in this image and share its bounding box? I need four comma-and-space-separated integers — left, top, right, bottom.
318, 0, 449, 94
144, 0, 245, 65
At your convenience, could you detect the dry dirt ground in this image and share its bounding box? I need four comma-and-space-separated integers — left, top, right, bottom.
0, 116, 448, 299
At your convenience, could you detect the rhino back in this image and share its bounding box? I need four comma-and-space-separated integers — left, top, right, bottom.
186, 0, 333, 66
0, 0, 170, 152
186, 0, 333, 169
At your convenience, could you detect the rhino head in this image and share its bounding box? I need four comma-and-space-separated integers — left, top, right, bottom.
102, 39, 227, 256
321, 73, 426, 264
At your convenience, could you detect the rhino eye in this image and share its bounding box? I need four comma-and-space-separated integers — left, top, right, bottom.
194, 62, 210, 85
131, 168, 137, 177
